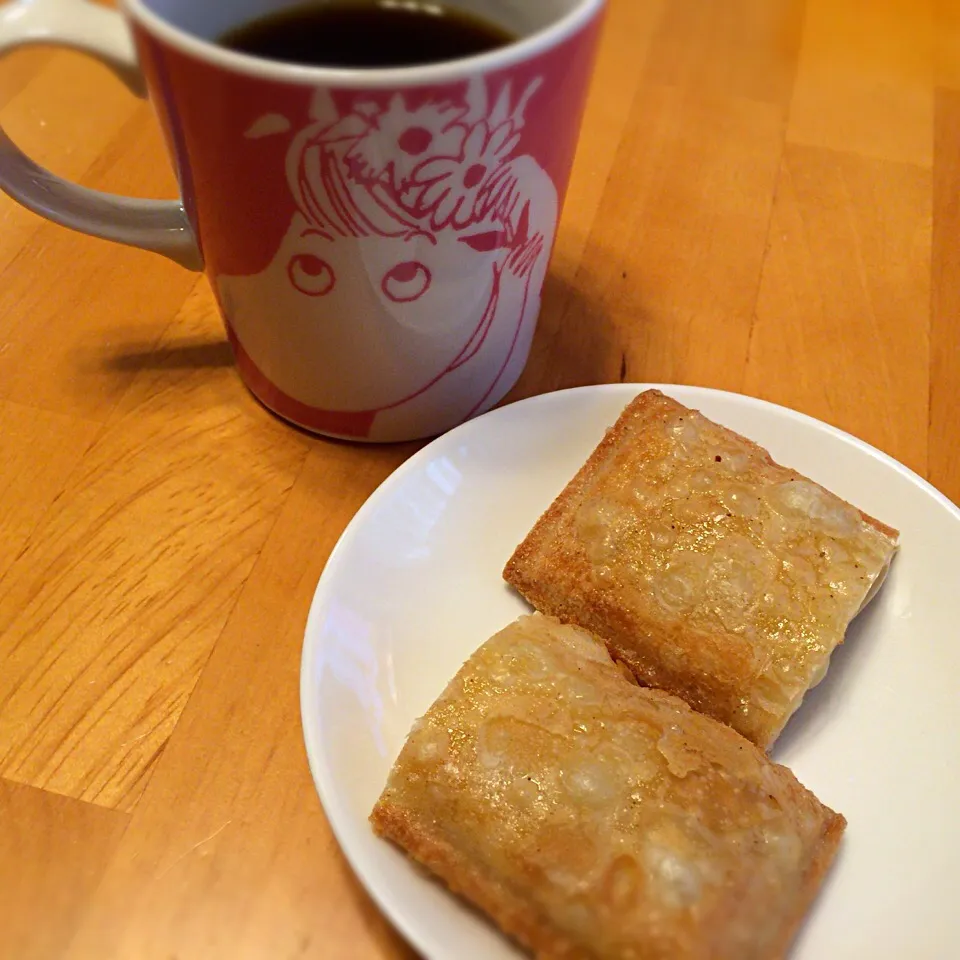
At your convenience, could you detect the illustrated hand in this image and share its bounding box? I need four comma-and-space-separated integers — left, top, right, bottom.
507, 231, 545, 279
505, 200, 546, 279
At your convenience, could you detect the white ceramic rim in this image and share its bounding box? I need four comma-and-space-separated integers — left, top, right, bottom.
299, 382, 960, 954
120, 0, 606, 88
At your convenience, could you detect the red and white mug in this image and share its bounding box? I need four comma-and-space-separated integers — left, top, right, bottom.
0, 0, 605, 441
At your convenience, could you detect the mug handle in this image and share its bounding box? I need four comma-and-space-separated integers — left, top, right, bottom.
0, 0, 201, 270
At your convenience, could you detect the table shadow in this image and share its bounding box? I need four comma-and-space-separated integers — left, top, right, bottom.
504, 264, 627, 405
101, 336, 234, 372
93, 263, 620, 437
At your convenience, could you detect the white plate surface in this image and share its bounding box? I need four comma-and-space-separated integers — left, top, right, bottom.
301, 384, 960, 959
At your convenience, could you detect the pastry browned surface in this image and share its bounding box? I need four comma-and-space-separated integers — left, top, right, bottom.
504, 390, 899, 748
371, 614, 845, 960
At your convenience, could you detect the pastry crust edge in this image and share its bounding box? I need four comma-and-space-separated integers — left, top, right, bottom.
503, 389, 899, 749
370, 799, 588, 960
371, 767, 847, 960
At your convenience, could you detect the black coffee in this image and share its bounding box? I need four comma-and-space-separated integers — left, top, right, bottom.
220, 1, 515, 69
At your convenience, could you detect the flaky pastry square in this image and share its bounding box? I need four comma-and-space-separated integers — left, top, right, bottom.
504, 390, 898, 748
371, 614, 845, 960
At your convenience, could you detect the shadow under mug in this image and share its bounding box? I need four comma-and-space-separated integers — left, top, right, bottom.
0, 0, 606, 442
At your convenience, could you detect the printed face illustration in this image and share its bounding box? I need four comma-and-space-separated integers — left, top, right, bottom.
216, 78, 559, 437
221, 213, 510, 411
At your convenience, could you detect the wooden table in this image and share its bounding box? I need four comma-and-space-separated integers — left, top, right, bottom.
1, 1, 957, 957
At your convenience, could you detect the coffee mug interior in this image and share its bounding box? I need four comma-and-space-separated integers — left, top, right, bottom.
138, 0, 582, 47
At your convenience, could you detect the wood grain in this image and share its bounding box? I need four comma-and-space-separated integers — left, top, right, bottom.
643, 0, 805, 105
787, 0, 934, 167
0, 400, 101, 581
937, 0, 960, 89
547, 0, 665, 270
0, 284, 309, 811
515, 84, 787, 400
63, 445, 415, 960
0, 105, 195, 421
745, 144, 931, 475
931, 88, 960, 505
0, 52, 143, 276
0, 778, 128, 960
0, 49, 54, 112
0, 0, 957, 957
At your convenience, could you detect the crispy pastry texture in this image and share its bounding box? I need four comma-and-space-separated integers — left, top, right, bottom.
371, 614, 845, 960
504, 390, 899, 748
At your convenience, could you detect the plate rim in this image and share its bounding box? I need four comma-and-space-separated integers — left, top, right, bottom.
299, 382, 960, 957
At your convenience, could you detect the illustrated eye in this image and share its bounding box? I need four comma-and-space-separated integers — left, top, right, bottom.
289, 254, 335, 296
382, 261, 431, 303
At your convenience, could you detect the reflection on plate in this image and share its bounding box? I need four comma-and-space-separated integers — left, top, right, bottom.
301, 384, 960, 960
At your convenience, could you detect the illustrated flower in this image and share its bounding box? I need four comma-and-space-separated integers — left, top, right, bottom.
409, 120, 521, 230
345, 95, 465, 192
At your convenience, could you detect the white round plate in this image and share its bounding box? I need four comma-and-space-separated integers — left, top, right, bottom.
301, 384, 960, 960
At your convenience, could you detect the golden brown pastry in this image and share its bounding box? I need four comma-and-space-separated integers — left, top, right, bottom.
371, 614, 845, 960
504, 389, 898, 748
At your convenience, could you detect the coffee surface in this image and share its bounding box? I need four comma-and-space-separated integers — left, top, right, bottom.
219, 1, 515, 69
